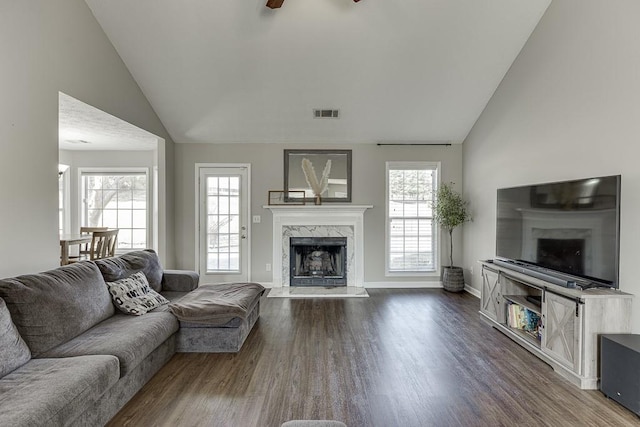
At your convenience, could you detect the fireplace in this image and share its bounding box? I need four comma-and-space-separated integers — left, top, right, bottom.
290, 237, 347, 286
265, 205, 372, 287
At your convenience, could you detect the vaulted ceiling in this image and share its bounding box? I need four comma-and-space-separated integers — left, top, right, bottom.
59, 93, 159, 151
84, 0, 551, 145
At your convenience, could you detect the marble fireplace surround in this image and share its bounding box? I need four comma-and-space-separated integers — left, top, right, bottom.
264, 205, 373, 288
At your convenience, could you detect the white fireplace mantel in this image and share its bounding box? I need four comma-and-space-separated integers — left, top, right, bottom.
263, 205, 373, 287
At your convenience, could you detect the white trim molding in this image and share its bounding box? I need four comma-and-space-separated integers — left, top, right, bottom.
195, 163, 252, 281
364, 281, 480, 298
364, 281, 443, 289
464, 284, 481, 298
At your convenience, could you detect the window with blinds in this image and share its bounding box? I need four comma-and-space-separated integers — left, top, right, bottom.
386, 162, 438, 274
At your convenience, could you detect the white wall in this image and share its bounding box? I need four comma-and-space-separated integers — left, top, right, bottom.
462, 0, 640, 330
174, 143, 462, 285
0, 1, 175, 277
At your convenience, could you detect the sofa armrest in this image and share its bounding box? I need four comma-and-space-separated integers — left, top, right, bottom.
162, 270, 199, 292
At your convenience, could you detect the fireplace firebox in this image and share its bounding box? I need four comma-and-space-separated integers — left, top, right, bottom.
289, 237, 347, 286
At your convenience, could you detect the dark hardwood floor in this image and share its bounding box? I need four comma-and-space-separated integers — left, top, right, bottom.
107, 289, 639, 427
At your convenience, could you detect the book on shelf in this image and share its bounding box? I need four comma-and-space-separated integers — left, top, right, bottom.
506, 302, 541, 340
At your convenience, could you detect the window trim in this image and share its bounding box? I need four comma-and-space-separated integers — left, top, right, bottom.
385, 161, 440, 277
59, 166, 70, 235
78, 167, 151, 253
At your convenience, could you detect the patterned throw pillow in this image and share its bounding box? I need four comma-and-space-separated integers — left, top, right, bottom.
106, 271, 169, 316
0, 298, 32, 376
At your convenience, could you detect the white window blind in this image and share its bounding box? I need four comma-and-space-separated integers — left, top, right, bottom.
386, 162, 438, 274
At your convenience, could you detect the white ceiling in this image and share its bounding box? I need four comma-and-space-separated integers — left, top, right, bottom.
84, 0, 551, 145
59, 92, 158, 151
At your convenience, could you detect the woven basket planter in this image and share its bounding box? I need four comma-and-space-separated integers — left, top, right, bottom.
442, 266, 465, 292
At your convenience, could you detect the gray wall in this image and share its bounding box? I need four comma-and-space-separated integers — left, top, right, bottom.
175, 143, 462, 285
0, 0, 175, 277
462, 0, 640, 330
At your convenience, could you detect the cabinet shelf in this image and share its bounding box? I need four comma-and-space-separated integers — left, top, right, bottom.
505, 323, 541, 347
503, 294, 541, 315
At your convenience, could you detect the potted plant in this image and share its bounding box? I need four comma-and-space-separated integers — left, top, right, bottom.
433, 182, 472, 292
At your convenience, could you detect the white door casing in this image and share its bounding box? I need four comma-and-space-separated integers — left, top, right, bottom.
196, 164, 250, 283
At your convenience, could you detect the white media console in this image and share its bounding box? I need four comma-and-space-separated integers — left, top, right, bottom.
479, 260, 633, 389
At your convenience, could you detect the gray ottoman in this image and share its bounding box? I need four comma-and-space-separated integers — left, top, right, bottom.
168, 282, 265, 352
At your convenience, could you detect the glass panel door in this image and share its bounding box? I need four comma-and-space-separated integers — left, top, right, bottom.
198, 166, 249, 282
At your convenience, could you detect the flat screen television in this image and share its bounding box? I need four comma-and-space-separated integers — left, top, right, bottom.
495, 175, 621, 289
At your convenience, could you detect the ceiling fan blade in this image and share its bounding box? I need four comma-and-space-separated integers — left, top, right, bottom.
267, 0, 361, 8
266, 0, 284, 8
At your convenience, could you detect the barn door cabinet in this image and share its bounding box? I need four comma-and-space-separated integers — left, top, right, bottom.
480, 266, 500, 322
479, 261, 632, 389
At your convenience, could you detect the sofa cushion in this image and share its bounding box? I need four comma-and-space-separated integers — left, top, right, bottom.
41, 311, 178, 377
0, 355, 119, 427
159, 291, 243, 327
168, 282, 265, 325
0, 261, 115, 356
106, 271, 169, 315
162, 269, 200, 292
95, 249, 164, 292
0, 298, 31, 377
159, 290, 192, 303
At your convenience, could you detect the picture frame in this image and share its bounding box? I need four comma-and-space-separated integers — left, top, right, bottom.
268, 190, 306, 205
284, 149, 352, 203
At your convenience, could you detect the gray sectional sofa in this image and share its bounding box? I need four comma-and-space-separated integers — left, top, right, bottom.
0, 250, 264, 427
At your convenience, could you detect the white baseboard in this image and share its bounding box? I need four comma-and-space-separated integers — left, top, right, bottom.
364, 281, 443, 288
259, 281, 481, 298
464, 284, 481, 298
261, 282, 441, 289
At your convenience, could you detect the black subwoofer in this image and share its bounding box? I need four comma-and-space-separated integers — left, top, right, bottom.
600, 334, 640, 416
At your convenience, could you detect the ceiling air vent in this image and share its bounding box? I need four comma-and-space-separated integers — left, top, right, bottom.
313, 109, 340, 119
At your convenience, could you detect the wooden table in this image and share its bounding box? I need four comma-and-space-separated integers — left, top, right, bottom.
60, 234, 92, 265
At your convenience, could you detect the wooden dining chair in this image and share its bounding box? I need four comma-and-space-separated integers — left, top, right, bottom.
89, 229, 119, 260
65, 227, 110, 263
80, 227, 109, 233
79, 227, 108, 257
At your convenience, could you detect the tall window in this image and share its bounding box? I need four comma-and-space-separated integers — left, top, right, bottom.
81, 171, 148, 250
386, 162, 438, 274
